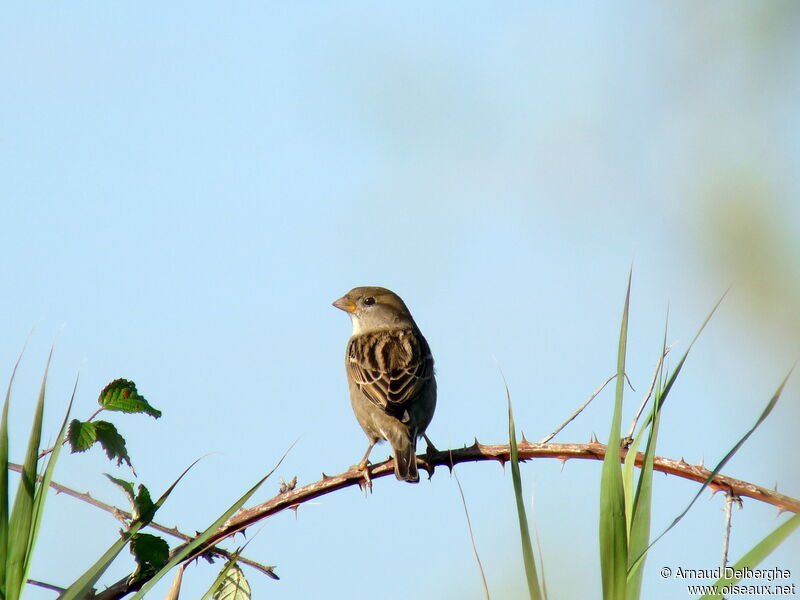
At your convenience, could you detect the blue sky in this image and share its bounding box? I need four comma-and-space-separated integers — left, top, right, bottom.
2, 3, 799, 599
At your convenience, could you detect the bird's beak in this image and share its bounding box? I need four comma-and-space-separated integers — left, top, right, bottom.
332, 296, 357, 313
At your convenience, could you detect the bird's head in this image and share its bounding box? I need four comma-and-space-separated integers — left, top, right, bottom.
332, 286, 415, 334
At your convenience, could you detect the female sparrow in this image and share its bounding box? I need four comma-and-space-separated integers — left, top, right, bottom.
333, 286, 436, 483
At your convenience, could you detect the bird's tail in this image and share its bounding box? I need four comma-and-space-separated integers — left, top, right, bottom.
390, 428, 419, 483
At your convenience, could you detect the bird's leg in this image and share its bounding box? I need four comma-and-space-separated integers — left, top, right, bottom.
421, 433, 439, 478
354, 439, 377, 491
422, 433, 438, 455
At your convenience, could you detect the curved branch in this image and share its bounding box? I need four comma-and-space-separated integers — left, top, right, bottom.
211, 441, 799, 545
93, 441, 799, 599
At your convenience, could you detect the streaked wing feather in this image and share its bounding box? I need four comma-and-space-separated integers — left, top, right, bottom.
347, 329, 433, 417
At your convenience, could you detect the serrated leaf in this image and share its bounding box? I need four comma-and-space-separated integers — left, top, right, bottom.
68, 419, 97, 453
129, 533, 170, 583
93, 421, 132, 468
99, 379, 161, 418
105, 474, 136, 506
213, 564, 251, 600
133, 484, 155, 524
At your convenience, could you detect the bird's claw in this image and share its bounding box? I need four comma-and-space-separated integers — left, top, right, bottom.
353, 460, 373, 493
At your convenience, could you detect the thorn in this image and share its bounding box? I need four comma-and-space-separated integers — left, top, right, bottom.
777, 507, 786, 517
321, 472, 329, 480
559, 457, 567, 471
589, 432, 598, 443
290, 505, 299, 519
679, 456, 687, 465
520, 430, 528, 443
472, 438, 481, 450
773, 482, 778, 492
699, 455, 705, 468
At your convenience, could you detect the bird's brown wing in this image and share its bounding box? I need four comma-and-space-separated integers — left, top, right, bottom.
346, 329, 433, 421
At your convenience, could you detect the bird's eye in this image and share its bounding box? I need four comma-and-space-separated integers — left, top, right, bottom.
362, 297, 376, 306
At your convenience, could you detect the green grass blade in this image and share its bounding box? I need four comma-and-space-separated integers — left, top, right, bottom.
454, 472, 490, 600
200, 555, 239, 600
621, 432, 643, 544
624, 317, 669, 600
6, 349, 52, 600
699, 512, 800, 600
0, 350, 25, 598
630, 366, 792, 575
129, 447, 292, 600
640, 293, 725, 428
599, 272, 631, 600
59, 527, 143, 600
505, 383, 542, 600
23, 376, 76, 582
60, 457, 203, 599
624, 394, 660, 598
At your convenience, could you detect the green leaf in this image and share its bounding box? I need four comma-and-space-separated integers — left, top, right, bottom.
212, 563, 251, 600
104, 475, 154, 523
506, 381, 543, 600
624, 318, 669, 600
6, 350, 51, 600
632, 366, 793, 575
0, 349, 25, 599
132, 484, 155, 524
24, 376, 76, 587
699, 513, 800, 600
94, 421, 132, 468
599, 272, 631, 600
68, 419, 97, 452
105, 474, 136, 505
626, 296, 725, 577
129, 449, 292, 600
129, 533, 170, 583
99, 379, 161, 418
60, 459, 201, 600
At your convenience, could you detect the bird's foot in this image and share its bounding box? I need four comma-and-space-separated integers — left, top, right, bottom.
353, 459, 373, 493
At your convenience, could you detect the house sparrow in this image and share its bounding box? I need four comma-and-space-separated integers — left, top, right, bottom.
333, 286, 436, 483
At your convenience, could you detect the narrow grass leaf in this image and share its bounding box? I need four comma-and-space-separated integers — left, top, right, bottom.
504, 379, 542, 600
624, 319, 669, 600
622, 432, 644, 543
698, 512, 800, 600
165, 564, 185, 600
60, 458, 202, 600
454, 472, 490, 600
6, 350, 52, 600
599, 272, 631, 600
23, 376, 76, 584
630, 367, 792, 575
129, 447, 293, 600
0, 350, 25, 598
